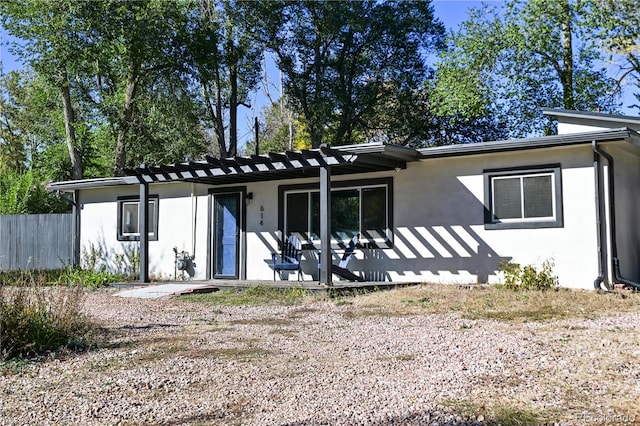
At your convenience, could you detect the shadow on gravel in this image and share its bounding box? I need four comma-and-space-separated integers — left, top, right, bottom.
114, 323, 183, 330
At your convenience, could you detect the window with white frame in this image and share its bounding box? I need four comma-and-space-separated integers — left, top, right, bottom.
279, 178, 392, 247
117, 196, 159, 241
484, 166, 563, 229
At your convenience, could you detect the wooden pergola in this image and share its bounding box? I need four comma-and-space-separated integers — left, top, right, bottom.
122, 143, 420, 286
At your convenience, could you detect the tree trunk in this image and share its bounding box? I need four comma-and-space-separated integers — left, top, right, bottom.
560, 0, 574, 110
60, 71, 83, 180
202, 81, 224, 157
228, 62, 237, 158
114, 59, 140, 176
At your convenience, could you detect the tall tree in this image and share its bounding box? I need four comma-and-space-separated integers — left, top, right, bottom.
183, 0, 262, 158
0, 70, 77, 179
582, 0, 640, 111
1, 0, 89, 179
434, 0, 620, 137
252, 1, 444, 148
79, 0, 191, 175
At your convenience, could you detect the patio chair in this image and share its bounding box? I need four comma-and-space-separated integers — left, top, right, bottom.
272, 235, 303, 281
319, 234, 365, 282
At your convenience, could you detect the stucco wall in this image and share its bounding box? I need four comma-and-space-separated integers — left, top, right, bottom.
78, 144, 602, 289
377, 145, 598, 288
242, 144, 599, 288
79, 183, 212, 280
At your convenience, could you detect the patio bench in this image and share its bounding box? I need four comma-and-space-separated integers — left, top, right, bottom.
272, 235, 303, 281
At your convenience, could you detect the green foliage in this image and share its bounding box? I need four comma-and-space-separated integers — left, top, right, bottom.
0, 170, 69, 214
499, 259, 559, 291
0, 280, 94, 360
252, 1, 445, 148
581, 0, 640, 109
182, 286, 315, 306
55, 267, 119, 290
435, 0, 620, 138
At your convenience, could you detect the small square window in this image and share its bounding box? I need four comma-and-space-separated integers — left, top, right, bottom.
117, 196, 159, 241
484, 166, 563, 229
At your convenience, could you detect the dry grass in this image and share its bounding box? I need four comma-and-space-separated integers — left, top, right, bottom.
0, 282, 95, 360
443, 399, 547, 426
345, 284, 640, 322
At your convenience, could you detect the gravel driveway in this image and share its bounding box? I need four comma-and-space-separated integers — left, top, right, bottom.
1, 288, 639, 425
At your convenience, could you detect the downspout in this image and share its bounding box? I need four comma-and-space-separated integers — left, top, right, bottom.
191, 183, 197, 261
592, 141, 607, 290
592, 141, 640, 290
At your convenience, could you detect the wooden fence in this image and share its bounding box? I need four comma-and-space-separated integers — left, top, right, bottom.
0, 214, 72, 270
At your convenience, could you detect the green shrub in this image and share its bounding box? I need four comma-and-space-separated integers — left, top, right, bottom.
0, 280, 95, 360
499, 259, 559, 291
0, 268, 121, 289
55, 266, 121, 289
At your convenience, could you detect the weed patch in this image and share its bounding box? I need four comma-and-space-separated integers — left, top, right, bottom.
442, 399, 548, 426
0, 282, 95, 360
181, 286, 316, 306
347, 284, 640, 322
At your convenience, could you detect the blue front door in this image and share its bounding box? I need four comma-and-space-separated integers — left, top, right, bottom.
213, 193, 241, 278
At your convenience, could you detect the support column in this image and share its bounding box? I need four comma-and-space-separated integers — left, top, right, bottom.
139, 182, 150, 283
319, 165, 332, 286
72, 190, 81, 268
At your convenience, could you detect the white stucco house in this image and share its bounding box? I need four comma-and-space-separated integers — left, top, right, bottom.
48, 109, 640, 290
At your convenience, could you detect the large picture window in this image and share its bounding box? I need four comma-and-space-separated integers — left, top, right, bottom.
117, 196, 159, 241
484, 165, 563, 229
279, 178, 392, 247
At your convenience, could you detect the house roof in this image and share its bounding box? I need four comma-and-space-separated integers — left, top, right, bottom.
417, 127, 640, 159
542, 108, 640, 130
47, 176, 130, 192
48, 126, 640, 192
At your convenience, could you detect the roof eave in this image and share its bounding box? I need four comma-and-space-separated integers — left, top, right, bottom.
418, 128, 638, 159
542, 108, 640, 126
47, 177, 130, 192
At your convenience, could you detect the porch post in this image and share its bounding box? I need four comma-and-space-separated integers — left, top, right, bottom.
139, 182, 150, 283
320, 165, 332, 286
72, 190, 81, 268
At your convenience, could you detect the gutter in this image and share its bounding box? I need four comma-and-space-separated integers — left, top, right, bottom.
592, 141, 640, 291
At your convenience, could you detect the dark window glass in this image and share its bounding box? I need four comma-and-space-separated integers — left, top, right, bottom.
493, 178, 522, 219
523, 175, 552, 218
331, 189, 359, 240
310, 192, 319, 239
286, 192, 309, 236
284, 183, 390, 243
362, 186, 386, 240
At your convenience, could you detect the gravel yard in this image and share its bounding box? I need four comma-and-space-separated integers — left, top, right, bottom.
1, 286, 639, 426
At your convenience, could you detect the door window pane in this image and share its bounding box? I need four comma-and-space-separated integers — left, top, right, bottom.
214, 194, 239, 277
